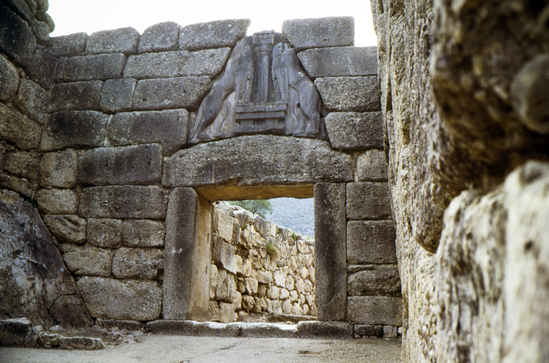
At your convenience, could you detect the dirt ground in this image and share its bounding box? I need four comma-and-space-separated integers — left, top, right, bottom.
0, 335, 402, 363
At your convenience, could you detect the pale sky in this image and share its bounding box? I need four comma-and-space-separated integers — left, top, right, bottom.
48, 0, 377, 46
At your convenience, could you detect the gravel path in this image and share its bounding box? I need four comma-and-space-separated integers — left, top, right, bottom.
0, 335, 401, 363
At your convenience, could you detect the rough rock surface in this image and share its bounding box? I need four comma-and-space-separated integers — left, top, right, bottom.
0, 190, 91, 328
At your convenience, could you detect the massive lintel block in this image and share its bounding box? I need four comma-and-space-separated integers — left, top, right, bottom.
282, 17, 354, 51
79, 186, 168, 219
298, 46, 377, 78
314, 183, 347, 321
162, 135, 353, 189
78, 144, 162, 186
315, 76, 381, 112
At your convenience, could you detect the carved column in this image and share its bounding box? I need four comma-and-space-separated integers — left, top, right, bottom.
253, 31, 275, 103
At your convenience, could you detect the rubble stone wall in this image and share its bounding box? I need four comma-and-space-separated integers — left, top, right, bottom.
1, 1, 401, 339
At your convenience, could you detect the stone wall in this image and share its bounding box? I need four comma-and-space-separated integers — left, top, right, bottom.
372, 0, 549, 361
1, 5, 402, 339
209, 203, 315, 323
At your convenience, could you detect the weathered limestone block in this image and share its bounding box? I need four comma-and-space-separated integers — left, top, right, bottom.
86, 28, 140, 55
14, 79, 48, 125
0, 3, 36, 65
298, 46, 377, 78
315, 77, 380, 112
346, 182, 392, 220
273, 270, 286, 288
347, 221, 396, 264
100, 78, 136, 113
163, 135, 353, 187
112, 248, 164, 279
37, 188, 78, 214
0, 190, 91, 328
164, 188, 211, 320
282, 17, 354, 51
138, 22, 182, 53
77, 144, 162, 186
79, 186, 168, 219
3, 151, 40, 180
48, 81, 103, 112
256, 271, 271, 284
325, 112, 383, 150
0, 103, 41, 150
214, 207, 234, 243
62, 53, 127, 81
77, 277, 161, 321
40, 111, 108, 151
215, 270, 229, 301
61, 245, 113, 277
46, 33, 87, 57
43, 215, 86, 244
132, 77, 211, 111
86, 218, 122, 248
297, 321, 353, 339
27, 47, 55, 88
178, 19, 250, 51
314, 183, 346, 321
0, 55, 19, 101
40, 150, 78, 188
347, 296, 402, 326
124, 48, 230, 79
347, 266, 401, 295
357, 149, 388, 182
212, 236, 238, 275
123, 220, 165, 247
0, 173, 35, 198
108, 110, 188, 156
234, 209, 253, 226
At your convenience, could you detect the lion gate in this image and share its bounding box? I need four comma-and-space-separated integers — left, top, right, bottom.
0, 7, 401, 338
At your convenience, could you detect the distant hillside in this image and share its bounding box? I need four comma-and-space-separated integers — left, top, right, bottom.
265, 197, 314, 239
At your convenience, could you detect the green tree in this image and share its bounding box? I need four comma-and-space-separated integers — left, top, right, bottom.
228, 199, 273, 218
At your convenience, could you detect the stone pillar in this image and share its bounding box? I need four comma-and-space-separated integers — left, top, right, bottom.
314, 183, 347, 321
253, 31, 275, 103
163, 187, 212, 320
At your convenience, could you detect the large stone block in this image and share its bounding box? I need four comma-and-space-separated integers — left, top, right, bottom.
347, 221, 397, 264
132, 77, 211, 111
48, 81, 103, 112
178, 19, 250, 51
37, 188, 78, 214
26, 46, 57, 90
298, 46, 377, 78
112, 248, 164, 279
108, 110, 188, 155
43, 215, 86, 244
124, 48, 230, 79
0, 173, 35, 198
357, 149, 388, 182
79, 186, 168, 219
122, 219, 165, 247
40, 150, 78, 188
162, 135, 353, 188
3, 151, 40, 180
0, 55, 19, 102
46, 33, 87, 57
315, 76, 381, 112
76, 277, 162, 321
0, 103, 41, 150
347, 266, 401, 296
86, 218, 122, 248
346, 182, 392, 220
0, 3, 36, 65
296, 321, 353, 339
77, 144, 162, 186
346, 296, 402, 326
0, 318, 32, 346
212, 235, 238, 275
314, 183, 347, 321
61, 246, 113, 277
282, 17, 354, 51
40, 111, 108, 151
164, 188, 212, 320
62, 53, 127, 81
325, 112, 383, 151
14, 78, 48, 125
86, 27, 140, 55
138, 22, 182, 53
100, 78, 136, 113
